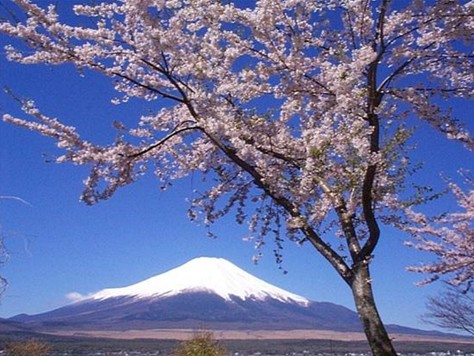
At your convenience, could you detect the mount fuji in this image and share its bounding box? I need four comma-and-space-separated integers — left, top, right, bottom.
9, 257, 364, 332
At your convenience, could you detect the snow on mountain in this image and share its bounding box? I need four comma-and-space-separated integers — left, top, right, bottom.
86, 257, 309, 305
8, 257, 460, 337
9, 257, 364, 332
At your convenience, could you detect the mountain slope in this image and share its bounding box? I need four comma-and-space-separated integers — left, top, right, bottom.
11, 257, 365, 331
14, 292, 363, 331
8, 257, 465, 339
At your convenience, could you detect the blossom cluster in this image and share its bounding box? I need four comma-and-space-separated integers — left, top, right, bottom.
1, 0, 472, 280
404, 178, 474, 287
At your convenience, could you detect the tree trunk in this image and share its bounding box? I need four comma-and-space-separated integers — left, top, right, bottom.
350, 262, 397, 356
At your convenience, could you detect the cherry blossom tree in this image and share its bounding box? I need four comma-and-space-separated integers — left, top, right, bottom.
404, 177, 474, 287
1, 1, 473, 355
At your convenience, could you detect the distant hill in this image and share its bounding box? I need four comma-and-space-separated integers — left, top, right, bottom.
0, 317, 36, 333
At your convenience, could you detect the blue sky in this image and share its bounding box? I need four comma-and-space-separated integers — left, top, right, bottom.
0, 1, 473, 333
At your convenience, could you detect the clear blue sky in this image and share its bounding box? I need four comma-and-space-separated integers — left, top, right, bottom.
0, 1, 472, 333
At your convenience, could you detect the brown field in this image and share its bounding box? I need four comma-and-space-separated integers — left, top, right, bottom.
47, 329, 474, 343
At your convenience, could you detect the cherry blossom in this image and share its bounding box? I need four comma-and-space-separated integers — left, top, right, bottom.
1, 1, 472, 355
404, 176, 474, 287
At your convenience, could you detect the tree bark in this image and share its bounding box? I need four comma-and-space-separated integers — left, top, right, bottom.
350, 262, 397, 356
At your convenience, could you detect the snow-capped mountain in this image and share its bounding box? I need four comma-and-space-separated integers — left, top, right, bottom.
10, 257, 363, 332
87, 257, 310, 305
8, 257, 462, 339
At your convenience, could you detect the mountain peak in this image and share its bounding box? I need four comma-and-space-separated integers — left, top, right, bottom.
87, 257, 309, 305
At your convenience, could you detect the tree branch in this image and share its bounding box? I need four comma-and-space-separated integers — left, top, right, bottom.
127, 125, 203, 159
